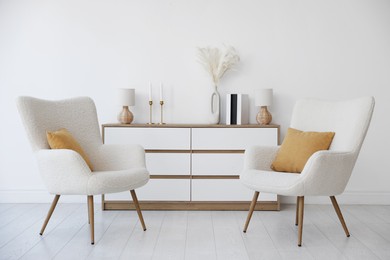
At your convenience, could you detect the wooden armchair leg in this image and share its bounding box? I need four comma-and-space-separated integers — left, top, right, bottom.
87, 196, 90, 224
130, 190, 147, 231
243, 191, 260, 233
297, 196, 304, 247
40, 195, 60, 235
295, 196, 299, 226
87, 195, 95, 245
330, 196, 350, 237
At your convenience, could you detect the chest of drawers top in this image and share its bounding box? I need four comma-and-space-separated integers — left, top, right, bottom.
102, 124, 280, 150
102, 123, 279, 128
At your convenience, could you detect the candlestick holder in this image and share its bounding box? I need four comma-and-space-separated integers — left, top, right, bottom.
158, 100, 166, 125
147, 100, 154, 124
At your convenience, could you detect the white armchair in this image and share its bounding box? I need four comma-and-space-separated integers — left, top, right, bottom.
17, 96, 150, 244
240, 97, 375, 246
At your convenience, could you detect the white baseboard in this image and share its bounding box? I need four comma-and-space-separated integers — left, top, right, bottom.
0, 190, 101, 203
0, 190, 389, 205
280, 191, 390, 205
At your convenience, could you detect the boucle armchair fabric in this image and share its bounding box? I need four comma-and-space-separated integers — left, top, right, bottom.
17, 96, 149, 195
240, 97, 374, 196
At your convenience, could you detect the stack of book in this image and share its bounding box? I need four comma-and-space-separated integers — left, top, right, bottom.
226, 94, 249, 125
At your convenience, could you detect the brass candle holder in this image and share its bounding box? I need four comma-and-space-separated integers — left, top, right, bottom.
158, 100, 166, 125
147, 100, 154, 124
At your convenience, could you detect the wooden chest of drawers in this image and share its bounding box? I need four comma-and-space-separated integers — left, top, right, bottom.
102, 124, 280, 211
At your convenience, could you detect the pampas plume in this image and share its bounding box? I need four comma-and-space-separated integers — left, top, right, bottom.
197, 45, 240, 86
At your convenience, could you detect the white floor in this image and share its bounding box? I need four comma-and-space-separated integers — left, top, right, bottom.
0, 203, 389, 260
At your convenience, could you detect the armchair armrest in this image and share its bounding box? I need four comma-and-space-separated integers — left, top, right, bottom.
243, 146, 280, 171
301, 150, 356, 195
36, 149, 91, 194
93, 144, 147, 171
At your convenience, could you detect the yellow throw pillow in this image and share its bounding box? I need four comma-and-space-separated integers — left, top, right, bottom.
271, 128, 335, 173
46, 128, 93, 171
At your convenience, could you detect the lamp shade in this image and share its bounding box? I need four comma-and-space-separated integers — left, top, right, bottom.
255, 89, 273, 106
118, 88, 135, 106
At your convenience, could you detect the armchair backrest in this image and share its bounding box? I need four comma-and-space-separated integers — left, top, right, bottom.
290, 97, 375, 153
17, 96, 102, 153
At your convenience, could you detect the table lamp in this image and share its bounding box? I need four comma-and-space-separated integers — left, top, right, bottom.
255, 88, 273, 125
118, 88, 135, 124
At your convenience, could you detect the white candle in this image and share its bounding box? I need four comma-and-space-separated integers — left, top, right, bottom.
149, 82, 152, 101
160, 83, 163, 101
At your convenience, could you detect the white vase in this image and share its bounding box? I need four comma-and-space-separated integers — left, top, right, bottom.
210, 85, 220, 124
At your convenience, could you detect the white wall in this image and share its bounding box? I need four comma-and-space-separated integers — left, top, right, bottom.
1, 0, 389, 204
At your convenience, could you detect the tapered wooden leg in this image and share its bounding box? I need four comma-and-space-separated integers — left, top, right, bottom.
40, 195, 60, 235
295, 196, 299, 226
87, 196, 90, 224
87, 195, 95, 245
330, 196, 350, 237
297, 196, 304, 246
130, 190, 146, 231
243, 191, 260, 233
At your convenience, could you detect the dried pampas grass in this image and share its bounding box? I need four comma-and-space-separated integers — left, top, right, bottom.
197, 45, 240, 86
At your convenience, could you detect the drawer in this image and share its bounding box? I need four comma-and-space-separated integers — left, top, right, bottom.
146, 153, 190, 175
191, 179, 277, 201
104, 179, 190, 201
104, 127, 190, 149
191, 128, 278, 150
192, 153, 244, 175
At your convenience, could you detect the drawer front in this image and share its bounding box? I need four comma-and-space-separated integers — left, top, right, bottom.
192, 153, 244, 176
192, 128, 278, 150
104, 179, 190, 201
104, 127, 190, 149
191, 179, 277, 201
146, 153, 190, 175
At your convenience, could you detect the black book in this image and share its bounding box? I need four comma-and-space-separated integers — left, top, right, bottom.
231, 94, 237, 125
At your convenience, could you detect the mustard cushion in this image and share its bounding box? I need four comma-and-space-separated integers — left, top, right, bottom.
46, 128, 93, 171
271, 128, 335, 173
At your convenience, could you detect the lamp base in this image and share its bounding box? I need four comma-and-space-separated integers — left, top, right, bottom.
118, 106, 133, 124
256, 106, 272, 125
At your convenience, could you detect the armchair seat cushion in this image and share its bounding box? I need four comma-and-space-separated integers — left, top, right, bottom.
87, 168, 149, 195
48, 167, 149, 195
240, 169, 304, 196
